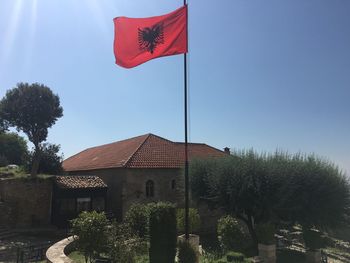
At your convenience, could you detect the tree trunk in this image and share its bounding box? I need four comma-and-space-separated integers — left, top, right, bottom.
246, 215, 258, 255
30, 145, 41, 177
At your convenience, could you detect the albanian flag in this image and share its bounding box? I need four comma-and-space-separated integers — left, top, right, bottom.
113, 5, 187, 68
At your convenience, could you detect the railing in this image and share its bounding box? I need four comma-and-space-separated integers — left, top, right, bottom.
16, 241, 53, 263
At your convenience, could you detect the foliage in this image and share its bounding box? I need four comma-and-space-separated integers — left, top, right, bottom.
226, 251, 244, 262
178, 240, 198, 263
124, 203, 150, 238
302, 228, 324, 251
177, 208, 201, 234
70, 211, 109, 263
149, 202, 177, 263
255, 222, 276, 245
26, 143, 63, 175
0, 155, 8, 167
217, 216, 246, 252
0, 82, 63, 176
108, 222, 147, 263
0, 132, 28, 166
190, 151, 350, 252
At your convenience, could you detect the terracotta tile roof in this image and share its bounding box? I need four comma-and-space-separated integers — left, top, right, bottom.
63, 134, 226, 171
55, 176, 107, 189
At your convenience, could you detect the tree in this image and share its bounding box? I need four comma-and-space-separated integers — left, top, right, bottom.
0, 83, 63, 176
0, 132, 28, 166
190, 151, 350, 252
26, 143, 63, 175
71, 211, 109, 263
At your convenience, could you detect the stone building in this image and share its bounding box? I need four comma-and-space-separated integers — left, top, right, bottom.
62, 133, 227, 219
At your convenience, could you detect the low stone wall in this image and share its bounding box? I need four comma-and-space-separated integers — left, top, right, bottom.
0, 177, 53, 227
46, 236, 77, 263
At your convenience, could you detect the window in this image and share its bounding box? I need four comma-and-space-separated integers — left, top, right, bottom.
171, 179, 176, 190
77, 197, 91, 213
146, 180, 154, 198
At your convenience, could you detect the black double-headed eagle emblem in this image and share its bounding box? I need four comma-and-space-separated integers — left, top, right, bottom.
138, 23, 164, 54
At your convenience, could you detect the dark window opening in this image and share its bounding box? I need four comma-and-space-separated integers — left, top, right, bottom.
146, 180, 154, 198
171, 179, 176, 190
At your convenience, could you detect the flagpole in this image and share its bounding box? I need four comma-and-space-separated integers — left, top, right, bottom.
183, 0, 189, 241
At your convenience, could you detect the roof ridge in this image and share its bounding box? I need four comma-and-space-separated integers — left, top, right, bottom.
176, 142, 225, 153
123, 133, 152, 167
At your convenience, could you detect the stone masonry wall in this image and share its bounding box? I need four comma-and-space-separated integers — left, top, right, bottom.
0, 177, 53, 227
123, 168, 184, 217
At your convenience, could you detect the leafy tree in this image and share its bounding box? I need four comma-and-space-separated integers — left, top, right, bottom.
71, 211, 109, 263
0, 132, 28, 166
108, 222, 147, 263
176, 208, 201, 234
26, 143, 63, 175
217, 215, 247, 252
124, 203, 150, 238
0, 83, 63, 176
190, 151, 350, 252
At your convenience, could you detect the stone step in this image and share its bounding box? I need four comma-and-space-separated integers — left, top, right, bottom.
0, 228, 18, 240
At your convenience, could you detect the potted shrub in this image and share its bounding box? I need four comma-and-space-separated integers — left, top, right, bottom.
303, 227, 324, 262
256, 222, 276, 263
177, 208, 201, 253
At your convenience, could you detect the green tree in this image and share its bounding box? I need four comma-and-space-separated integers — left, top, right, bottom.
26, 143, 63, 175
0, 83, 63, 176
71, 211, 109, 263
124, 203, 150, 238
108, 222, 147, 263
176, 208, 201, 234
217, 215, 247, 252
0, 132, 28, 166
190, 151, 350, 252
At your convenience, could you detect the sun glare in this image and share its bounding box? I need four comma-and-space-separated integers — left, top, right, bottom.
24, 0, 38, 70
1, 0, 23, 64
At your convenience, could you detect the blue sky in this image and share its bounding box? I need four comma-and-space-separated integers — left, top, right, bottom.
0, 0, 349, 174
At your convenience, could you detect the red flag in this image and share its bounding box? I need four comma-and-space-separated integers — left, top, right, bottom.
113, 6, 187, 68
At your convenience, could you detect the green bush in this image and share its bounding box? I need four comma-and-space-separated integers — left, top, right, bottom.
70, 211, 109, 263
177, 208, 201, 234
149, 202, 177, 263
125, 203, 150, 238
178, 241, 198, 263
226, 251, 244, 262
255, 222, 276, 245
108, 222, 147, 263
217, 216, 246, 251
303, 227, 324, 251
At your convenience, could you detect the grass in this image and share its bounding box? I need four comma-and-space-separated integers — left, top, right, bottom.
68, 251, 87, 263
0, 166, 53, 180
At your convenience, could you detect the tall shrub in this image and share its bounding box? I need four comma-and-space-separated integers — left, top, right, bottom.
177, 208, 201, 234
125, 203, 150, 238
217, 215, 246, 252
149, 202, 177, 263
71, 211, 109, 263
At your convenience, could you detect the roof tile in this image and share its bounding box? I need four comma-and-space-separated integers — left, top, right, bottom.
63, 134, 226, 171
55, 176, 107, 189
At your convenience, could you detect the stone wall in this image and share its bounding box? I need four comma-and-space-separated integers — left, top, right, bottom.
0, 177, 53, 227
69, 168, 184, 219
123, 168, 184, 216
